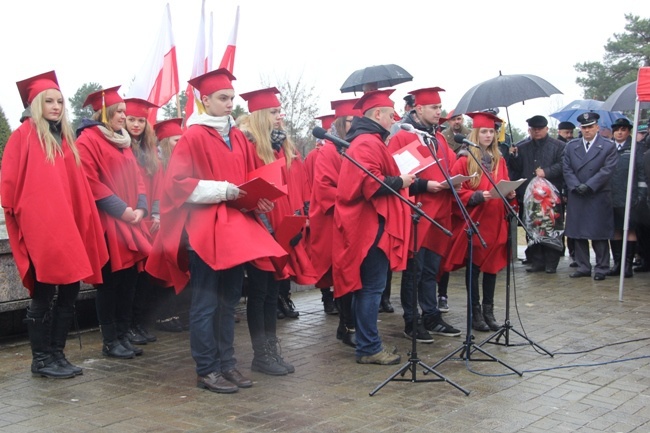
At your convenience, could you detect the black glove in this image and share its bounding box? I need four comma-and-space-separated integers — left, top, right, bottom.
574, 184, 592, 196
289, 231, 303, 247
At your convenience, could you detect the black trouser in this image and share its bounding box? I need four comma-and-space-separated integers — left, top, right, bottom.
245, 264, 279, 351
29, 281, 80, 319
95, 263, 138, 343
465, 264, 496, 306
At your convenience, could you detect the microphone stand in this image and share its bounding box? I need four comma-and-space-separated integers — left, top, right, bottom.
458, 142, 552, 357
413, 132, 521, 377
323, 135, 466, 397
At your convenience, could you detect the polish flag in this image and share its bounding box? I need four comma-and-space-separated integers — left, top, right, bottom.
184, 0, 211, 124
638, 67, 650, 102
219, 5, 240, 74
127, 3, 179, 124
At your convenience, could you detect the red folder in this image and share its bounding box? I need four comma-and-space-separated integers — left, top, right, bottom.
275, 215, 308, 252
230, 157, 289, 212
392, 140, 436, 175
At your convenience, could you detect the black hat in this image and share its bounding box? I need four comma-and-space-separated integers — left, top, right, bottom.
558, 121, 575, 130
403, 94, 415, 106
611, 118, 632, 130
526, 115, 548, 128
577, 111, 600, 127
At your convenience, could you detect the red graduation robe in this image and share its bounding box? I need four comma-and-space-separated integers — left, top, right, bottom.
441, 154, 513, 274
332, 132, 411, 298
308, 141, 341, 287
1, 120, 108, 294
145, 124, 287, 292
387, 130, 456, 255
76, 126, 152, 272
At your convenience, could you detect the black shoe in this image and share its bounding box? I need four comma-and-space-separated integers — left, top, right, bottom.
251, 353, 288, 376
102, 341, 135, 359
323, 298, 338, 315
423, 314, 461, 337
276, 307, 285, 320
403, 320, 434, 343
119, 337, 144, 356
126, 328, 148, 345
31, 354, 76, 379
570, 271, 590, 278
634, 264, 650, 273
278, 295, 299, 319
569, 261, 579, 268
379, 298, 394, 313
593, 273, 606, 281
197, 372, 239, 394
133, 323, 156, 342
526, 265, 545, 273
545, 267, 557, 274
52, 352, 83, 376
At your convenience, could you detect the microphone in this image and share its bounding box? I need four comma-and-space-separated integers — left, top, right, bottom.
454, 134, 479, 148
400, 123, 434, 138
312, 127, 350, 149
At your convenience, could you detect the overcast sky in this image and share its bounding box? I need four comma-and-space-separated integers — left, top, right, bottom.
0, 0, 646, 132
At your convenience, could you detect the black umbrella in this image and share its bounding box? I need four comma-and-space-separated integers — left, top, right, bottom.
601, 81, 650, 111
452, 72, 562, 114
340, 64, 413, 93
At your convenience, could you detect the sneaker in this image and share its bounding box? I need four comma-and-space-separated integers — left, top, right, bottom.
356, 349, 401, 365
423, 314, 461, 337
438, 296, 449, 313
403, 321, 434, 344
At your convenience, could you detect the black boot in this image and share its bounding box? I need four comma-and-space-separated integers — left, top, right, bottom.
607, 240, 622, 276
624, 241, 636, 278
50, 305, 83, 376
251, 338, 288, 376
25, 311, 75, 379
277, 293, 299, 318
471, 305, 490, 332
379, 273, 394, 313
321, 289, 338, 315
267, 337, 295, 373
100, 323, 135, 359
482, 304, 501, 331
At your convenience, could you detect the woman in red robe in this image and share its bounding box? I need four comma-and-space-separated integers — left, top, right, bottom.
441, 112, 517, 332
75, 87, 152, 359
123, 98, 163, 345
1, 71, 108, 378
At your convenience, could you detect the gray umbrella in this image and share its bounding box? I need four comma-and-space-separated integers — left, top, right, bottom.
340, 64, 413, 93
452, 72, 562, 114
601, 81, 650, 111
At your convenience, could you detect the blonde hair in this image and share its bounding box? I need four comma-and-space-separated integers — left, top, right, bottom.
129, 121, 160, 176
29, 91, 80, 165
91, 104, 120, 131
158, 136, 176, 170
240, 108, 297, 169
465, 128, 501, 189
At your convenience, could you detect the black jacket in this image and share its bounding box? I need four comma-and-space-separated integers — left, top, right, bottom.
508, 134, 566, 199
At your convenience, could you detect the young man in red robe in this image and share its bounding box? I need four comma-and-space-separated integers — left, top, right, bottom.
332, 90, 415, 365
387, 87, 461, 342
145, 69, 287, 394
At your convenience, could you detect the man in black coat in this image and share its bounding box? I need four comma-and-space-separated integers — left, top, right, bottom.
563, 112, 618, 281
509, 115, 566, 273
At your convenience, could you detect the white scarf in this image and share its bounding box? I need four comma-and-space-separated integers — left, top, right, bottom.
97, 125, 131, 149
186, 113, 235, 139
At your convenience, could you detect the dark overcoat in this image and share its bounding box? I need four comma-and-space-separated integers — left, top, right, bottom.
563, 135, 618, 239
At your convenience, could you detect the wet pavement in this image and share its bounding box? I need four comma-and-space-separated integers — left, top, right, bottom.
1, 250, 649, 433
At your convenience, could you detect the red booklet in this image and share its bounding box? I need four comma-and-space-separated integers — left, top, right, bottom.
392, 140, 436, 175
230, 158, 288, 212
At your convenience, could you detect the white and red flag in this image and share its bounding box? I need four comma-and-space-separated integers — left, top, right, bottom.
219, 5, 240, 74
184, 0, 211, 123
127, 3, 179, 124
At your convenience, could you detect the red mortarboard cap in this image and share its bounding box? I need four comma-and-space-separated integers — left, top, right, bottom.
239, 87, 281, 112
407, 87, 445, 106
330, 99, 362, 118
315, 114, 335, 130
83, 86, 123, 110
16, 70, 60, 108
124, 98, 158, 118
187, 68, 236, 98
153, 118, 184, 140
353, 89, 395, 113
466, 111, 501, 129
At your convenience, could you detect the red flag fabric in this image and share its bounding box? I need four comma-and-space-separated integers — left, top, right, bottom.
637, 67, 650, 102
126, 3, 179, 124
219, 5, 239, 74
184, 0, 211, 125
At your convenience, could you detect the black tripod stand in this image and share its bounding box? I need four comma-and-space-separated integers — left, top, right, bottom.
311, 127, 466, 396
427, 136, 521, 376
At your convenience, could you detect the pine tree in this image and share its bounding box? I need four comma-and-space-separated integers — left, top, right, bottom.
0, 105, 13, 165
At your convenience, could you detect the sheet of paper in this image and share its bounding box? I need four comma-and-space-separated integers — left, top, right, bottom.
489, 178, 526, 197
